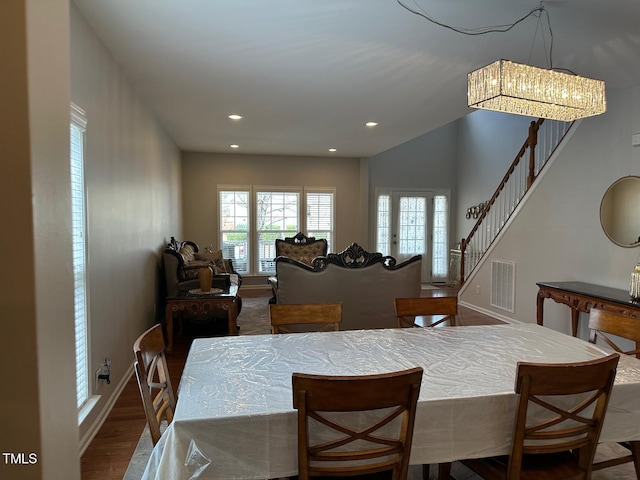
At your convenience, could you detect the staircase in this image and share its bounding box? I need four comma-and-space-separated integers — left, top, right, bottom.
457, 118, 574, 287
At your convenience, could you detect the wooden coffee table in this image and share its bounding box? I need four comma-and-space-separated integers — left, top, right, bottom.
164, 285, 239, 352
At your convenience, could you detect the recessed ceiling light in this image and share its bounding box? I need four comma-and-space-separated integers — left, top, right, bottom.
230, 144, 239, 149
365, 122, 378, 127
329, 148, 337, 152
228, 114, 243, 120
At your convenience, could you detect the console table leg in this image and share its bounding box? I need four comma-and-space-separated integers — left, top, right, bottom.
571, 308, 580, 337
536, 291, 545, 326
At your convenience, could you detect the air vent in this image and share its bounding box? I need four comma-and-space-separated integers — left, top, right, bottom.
491, 260, 515, 312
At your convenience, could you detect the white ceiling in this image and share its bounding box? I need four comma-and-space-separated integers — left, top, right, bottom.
73, 0, 640, 158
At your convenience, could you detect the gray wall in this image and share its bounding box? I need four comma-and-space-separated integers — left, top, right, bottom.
455, 111, 533, 243
366, 120, 459, 246
70, 4, 182, 448
181, 152, 363, 258
459, 86, 640, 338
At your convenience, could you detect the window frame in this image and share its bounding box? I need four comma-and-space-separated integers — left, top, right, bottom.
304, 187, 335, 253
218, 185, 335, 275
70, 103, 90, 414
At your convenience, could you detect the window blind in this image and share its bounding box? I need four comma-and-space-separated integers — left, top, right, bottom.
71, 104, 89, 410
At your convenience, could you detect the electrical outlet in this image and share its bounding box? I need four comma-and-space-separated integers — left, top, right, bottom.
476, 285, 481, 295
96, 357, 112, 385
95, 368, 103, 389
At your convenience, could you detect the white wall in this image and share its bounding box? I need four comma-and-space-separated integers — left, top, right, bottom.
460, 86, 640, 338
70, 4, 182, 445
1, 1, 76, 479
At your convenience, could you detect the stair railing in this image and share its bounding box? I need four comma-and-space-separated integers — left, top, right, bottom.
458, 118, 573, 286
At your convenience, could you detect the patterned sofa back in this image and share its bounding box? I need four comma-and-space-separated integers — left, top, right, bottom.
273, 243, 422, 330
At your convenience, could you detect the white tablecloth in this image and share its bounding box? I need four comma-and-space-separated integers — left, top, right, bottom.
142, 323, 640, 480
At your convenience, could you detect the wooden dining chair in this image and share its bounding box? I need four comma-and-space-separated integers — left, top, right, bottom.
133, 324, 176, 446
269, 303, 342, 334
394, 296, 457, 328
588, 308, 640, 476
461, 353, 620, 480
292, 367, 423, 480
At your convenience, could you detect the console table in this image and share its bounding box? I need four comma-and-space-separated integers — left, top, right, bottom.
536, 281, 640, 337
165, 285, 239, 352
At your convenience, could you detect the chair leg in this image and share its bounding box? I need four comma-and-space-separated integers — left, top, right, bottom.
422, 464, 429, 480
631, 440, 640, 479
438, 462, 452, 480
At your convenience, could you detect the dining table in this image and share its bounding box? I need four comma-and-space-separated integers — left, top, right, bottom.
141, 323, 640, 480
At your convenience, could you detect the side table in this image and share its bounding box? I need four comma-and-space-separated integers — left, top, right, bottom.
165, 285, 239, 352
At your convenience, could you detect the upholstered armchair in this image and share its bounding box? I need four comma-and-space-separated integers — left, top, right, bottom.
268, 232, 328, 303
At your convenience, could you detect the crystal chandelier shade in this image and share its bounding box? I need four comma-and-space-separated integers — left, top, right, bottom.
468, 60, 606, 122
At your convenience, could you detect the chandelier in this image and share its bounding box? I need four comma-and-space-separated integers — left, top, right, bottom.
468, 59, 606, 122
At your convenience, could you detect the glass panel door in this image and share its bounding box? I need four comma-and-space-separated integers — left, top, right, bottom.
391, 192, 430, 282
376, 189, 449, 283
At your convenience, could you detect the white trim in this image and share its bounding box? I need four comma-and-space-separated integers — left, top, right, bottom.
71, 102, 87, 129
78, 363, 134, 456
458, 300, 523, 325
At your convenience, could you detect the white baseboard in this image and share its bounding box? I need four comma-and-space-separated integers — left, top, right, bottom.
79, 362, 134, 456
458, 300, 523, 325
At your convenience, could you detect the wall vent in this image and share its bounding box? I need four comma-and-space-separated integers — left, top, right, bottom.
491, 260, 515, 312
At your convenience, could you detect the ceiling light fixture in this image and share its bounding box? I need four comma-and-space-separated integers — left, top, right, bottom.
329, 148, 337, 152
398, 1, 607, 122
468, 59, 606, 122
365, 122, 378, 127
228, 114, 242, 120
230, 144, 239, 149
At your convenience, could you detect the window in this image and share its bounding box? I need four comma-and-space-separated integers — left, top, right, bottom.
219, 190, 250, 273
71, 104, 89, 410
219, 187, 334, 274
432, 195, 448, 282
257, 190, 299, 273
376, 194, 391, 255
305, 190, 334, 252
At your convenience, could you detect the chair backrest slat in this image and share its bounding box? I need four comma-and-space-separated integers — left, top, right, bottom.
588, 308, 640, 358
507, 354, 620, 478
270, 303, 342, 334
133, 324, 176, 445
394, 296, 457, 328
292, 367, 423, 480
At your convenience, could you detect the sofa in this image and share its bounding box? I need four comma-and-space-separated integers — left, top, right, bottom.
270, 243, 422, 330
163, 237, 242, 297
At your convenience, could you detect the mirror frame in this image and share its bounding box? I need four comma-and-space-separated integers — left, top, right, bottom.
600, 176, 640, 248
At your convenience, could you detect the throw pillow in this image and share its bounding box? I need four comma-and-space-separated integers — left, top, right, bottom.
179, 244, 196, 262
195, 250, 227, 272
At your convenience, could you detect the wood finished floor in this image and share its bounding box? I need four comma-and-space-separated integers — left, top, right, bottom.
80, 287, 502, 480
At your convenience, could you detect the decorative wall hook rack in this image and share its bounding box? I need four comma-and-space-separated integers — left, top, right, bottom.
466, 202, 487, 220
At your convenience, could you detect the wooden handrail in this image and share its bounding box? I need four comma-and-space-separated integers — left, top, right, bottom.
458, 118, 572, 287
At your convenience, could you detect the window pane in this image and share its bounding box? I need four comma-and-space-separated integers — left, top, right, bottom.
432, 195, 448, 281
376, 195, 390, 255
71, 117, 88, 410
306, 191, 333, 252
220, 190, 250, 273
257, 191, 299, 273
398, 197, 426, 255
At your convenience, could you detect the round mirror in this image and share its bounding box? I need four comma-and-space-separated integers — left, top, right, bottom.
600, 176, 640, 247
